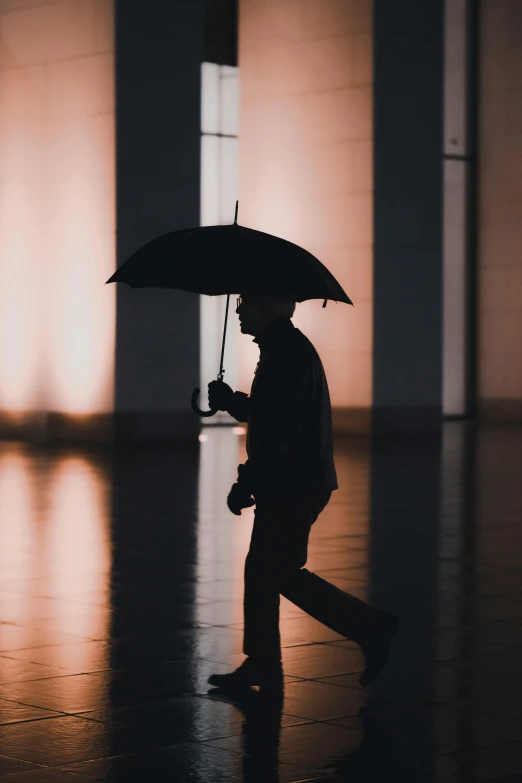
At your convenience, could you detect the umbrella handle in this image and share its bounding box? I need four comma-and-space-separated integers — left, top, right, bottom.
192, 293, 231, 418
191, 387, 218, 418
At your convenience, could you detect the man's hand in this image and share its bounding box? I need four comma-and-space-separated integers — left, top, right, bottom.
208, 380, 234, 411
227, 482, 256, 516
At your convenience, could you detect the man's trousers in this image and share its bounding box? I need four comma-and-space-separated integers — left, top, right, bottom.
243, 488, 389, 664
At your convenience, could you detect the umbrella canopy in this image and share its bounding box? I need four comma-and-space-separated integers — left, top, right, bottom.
105, 223, 353, 306
105, 206, 353, 417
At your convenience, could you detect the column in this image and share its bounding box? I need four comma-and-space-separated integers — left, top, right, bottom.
114, 0, 205, 442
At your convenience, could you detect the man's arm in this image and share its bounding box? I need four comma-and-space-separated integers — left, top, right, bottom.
226, 391, 249, 423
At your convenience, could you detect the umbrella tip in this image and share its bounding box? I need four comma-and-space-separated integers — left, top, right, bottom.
234, 201, 239, 225
322, 299, 327, 308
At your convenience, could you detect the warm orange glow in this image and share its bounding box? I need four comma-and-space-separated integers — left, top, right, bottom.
42, 454, 112, 645
197, 427, 250, 599
0, 447, 35, 596
0, 1, 115, 418
239, 0, 374, 408
0, 443, 111, 665
0, 104, 44, 411
0, 442, 111, 750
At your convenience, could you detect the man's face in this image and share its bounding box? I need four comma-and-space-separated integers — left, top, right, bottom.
236, 295, 272, 336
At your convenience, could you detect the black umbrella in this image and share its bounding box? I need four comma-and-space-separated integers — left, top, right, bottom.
105, 202, 353, 417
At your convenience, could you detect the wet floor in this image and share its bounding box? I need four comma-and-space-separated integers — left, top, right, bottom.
0, 421, 521, 782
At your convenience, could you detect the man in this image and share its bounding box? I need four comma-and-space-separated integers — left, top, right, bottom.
207, 294, 398, 694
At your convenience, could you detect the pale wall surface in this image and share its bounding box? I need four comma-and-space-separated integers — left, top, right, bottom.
0, 0, 115, 417
478, 0, 522, 415
238, 0, 373, 412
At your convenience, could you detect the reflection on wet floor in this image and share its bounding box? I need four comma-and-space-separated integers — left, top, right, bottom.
0, 422, 521, 782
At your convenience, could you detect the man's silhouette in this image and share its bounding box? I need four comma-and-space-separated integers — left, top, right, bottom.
207, 294, 398, 694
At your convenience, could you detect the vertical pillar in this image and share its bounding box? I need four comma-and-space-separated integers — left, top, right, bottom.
114, 0, 205, 442
477, 0, 522, 420
370, 3, 444, 772
443, 0, 477, 417
373, 0, 444, 433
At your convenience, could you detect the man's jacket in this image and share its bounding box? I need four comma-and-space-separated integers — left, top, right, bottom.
226, 317, 338, 500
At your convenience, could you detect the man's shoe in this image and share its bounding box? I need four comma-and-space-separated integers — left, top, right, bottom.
208, 658, 283, 693
359, 613, 398, 687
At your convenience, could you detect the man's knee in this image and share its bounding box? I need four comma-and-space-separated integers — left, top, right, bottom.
245, 551, 303, 588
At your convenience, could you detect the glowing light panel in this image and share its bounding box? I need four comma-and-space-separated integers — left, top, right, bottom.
0, 1, 115, 419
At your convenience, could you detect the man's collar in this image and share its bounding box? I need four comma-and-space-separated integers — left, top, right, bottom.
253, 317, 294, 350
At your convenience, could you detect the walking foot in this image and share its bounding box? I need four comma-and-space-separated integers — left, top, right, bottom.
208, 658, 283, 694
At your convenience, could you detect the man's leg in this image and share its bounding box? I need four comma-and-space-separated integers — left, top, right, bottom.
277, 491, 398, 685
242, 550, 283, 666
209, 490, 397, 690
281, 568, 396, 645
242, 497, 315, 665
208, 497, 312, 693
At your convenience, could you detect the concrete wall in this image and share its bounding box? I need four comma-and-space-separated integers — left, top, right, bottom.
238, 0, 374, 429
477, 0, 522, 419
0, 0, 116, 442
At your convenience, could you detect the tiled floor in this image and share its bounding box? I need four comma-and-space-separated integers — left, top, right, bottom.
0, 421, 521, 782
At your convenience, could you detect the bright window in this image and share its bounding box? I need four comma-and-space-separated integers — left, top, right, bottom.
200, 63, 239, 422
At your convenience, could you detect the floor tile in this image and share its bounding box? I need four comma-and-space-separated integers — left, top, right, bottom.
0, 672, 165, 714
0, 625, 90, 655
73, 694, 248, 743
280, 644, 364, 680
0, 715, 118, 765
205, 720, 363, 767
281, 680, 366, 721
62, 742, 243, 781
1, 770, 95, 782
0, 754, 45, 777
107, 657, 236, 697
0, 698, 61, 726
0, 657, 73, 685
2, 641, 111, 673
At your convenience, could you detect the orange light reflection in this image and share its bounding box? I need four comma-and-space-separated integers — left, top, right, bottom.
0, 444, 111, 674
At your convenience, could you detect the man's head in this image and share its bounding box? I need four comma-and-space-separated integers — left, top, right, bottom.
236, 294, 296, 337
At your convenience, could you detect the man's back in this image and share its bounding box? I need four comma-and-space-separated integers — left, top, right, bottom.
232, 318, 338, 499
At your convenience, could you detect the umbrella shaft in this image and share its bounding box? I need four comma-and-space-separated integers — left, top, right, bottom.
218, 294, 230, 381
